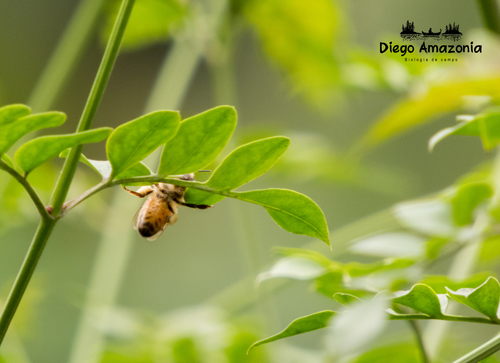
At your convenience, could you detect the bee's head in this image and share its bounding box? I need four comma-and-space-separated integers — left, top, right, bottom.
154, 183, 171, 195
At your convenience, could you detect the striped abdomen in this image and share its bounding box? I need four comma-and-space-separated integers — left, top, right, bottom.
133, 194, 177, 240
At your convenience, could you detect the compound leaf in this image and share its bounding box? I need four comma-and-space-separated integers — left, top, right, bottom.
59, 149, 151, 183
236, 189, 329, 245
393, 284, 446, 318
185, 136, 289, 205
0, 112, 66, 155
429, 107, 500, 151
248, 310, 335, 353
15, 128, 112, 173
159, 106, 236, 175
0, 104, 31, 127
106, 111, 180, 177
446, 277, 500, 322
451, 182, 492, 226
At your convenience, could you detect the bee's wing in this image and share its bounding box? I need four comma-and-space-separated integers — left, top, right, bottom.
146, 216, 170, 241
132, 206, 143, 230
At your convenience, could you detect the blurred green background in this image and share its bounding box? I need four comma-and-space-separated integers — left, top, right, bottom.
0, 0, 498, 362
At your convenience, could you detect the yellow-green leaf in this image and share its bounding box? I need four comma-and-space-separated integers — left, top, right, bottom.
15, 128, 112, 173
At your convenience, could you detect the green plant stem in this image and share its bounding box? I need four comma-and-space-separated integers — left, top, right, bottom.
407, 320, 429, 363
0, 160, 51, 220
424, 212, 488, 359
390, 314, 497, 325
477, 0, 500, 35
0, 218, 56, 344
453, 334, 500, 363
450, 151, 500, 362
0, 0, 135, 346
28, 0, 106, 112
62, 174, 314, 216
50, 0, 135, 217
68, 3, 229, 362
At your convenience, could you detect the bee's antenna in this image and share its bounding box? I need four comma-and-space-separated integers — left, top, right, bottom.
198, 170, 211, 173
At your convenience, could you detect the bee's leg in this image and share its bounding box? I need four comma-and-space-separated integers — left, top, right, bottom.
174, 199, 213, 209
123, 185, 153, 198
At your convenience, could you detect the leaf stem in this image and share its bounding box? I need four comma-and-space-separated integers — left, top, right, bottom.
0, 218, 56, 344
62, 174, 290, 214
50, 0, 136, 217
0, 0, 135, 346
0, 159, 51, 220
477, 0, 500, 35
407, 320, 429, 363
390, 314, 497, 325
452, 334, 500, 363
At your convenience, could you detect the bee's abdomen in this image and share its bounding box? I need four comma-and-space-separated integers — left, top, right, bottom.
138, 221, 157, 237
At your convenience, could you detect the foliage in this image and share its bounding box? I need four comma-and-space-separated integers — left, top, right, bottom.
248, 110, 500, 360
0, 103, 329, 244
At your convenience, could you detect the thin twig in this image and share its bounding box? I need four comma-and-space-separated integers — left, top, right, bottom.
0, 159, 52, 220
407, 320, 430, 363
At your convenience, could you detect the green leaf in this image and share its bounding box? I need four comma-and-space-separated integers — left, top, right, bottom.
326, 298, 388, 358
248, 310, 335, 353
185, 136, 290, 205
394, 199, 457, 237
244, 0, 343, 107
480, 236, 500, 264
334, 293, 362, 306
393, 284, 446, 318
159, 106, 237, 175
115, 163, 152, 185
102, 0, 186, 51
59, 150, 151, 183
1, 154, 15, 170
419, 273, 493, 294
352, 342, 420, 363
425, 237, 449, 260
350, 232, 425, 259
15, 128, 112, 173
236, 189, 329, 245
0, 104, 31, 126
446, 277, 500, 322
106, 111, 180, 177
257, 256, 327, 284
451, 182, 492, 226
0, 112, 66, 155
359, 78, 500, 149
429, 108, 500, 151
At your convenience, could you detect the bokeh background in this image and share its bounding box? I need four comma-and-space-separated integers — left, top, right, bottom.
0, 0, 499, 362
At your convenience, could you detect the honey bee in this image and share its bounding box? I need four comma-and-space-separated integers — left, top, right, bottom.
123, 173, 212, 241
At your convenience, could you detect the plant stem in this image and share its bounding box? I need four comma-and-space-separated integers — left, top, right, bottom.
0, 218, 56, 344
407, 320, 429, 363
63, 175, 315, 217
68, 3, 229, 362
477, 0, 500, 35
0, 0, 135, 346
50, 0, 136, 217
453, 334, 500, 363
390, 314, 497, 325
450, 150, 500, 362
28, 0, 106, 112
0, 160, 51, 220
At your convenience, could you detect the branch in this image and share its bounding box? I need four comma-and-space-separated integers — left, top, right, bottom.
0, 158, 52, 220
49, 0, 136, 217
389, 314, 497, 325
